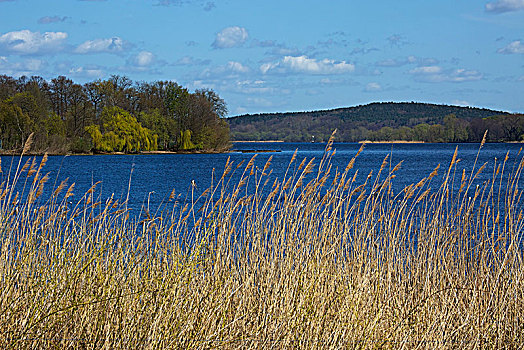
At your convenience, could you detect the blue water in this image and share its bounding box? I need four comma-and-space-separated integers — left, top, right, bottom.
1, 142, 522, 214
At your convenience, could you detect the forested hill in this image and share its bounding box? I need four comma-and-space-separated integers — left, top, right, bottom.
228, 102, 520, 143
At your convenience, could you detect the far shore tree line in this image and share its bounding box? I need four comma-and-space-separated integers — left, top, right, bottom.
229, 102, 524, 143
356, 114, 524, 143
0, 74, 230, 153
232, 114, 524, 143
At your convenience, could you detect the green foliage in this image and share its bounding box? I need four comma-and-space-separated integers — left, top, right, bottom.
138, 109, 176, 150
179, 129, 195, 150
0, 74, 230, 153
0, 99, 32, 149
69, 136, 92, 153
86, 107, 158, 152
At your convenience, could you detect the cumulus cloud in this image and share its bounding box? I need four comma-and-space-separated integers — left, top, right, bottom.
0, 30, 67, 55
130, 51, 155, 66
0, 56, 47, 76
497, 40, 524, 54
485, 0, 524, 13
38, 16, 70, 24
212, 26, 248, 49
75, 37, 127, 54
261, 56, 355, 75
409, 66, 483, 83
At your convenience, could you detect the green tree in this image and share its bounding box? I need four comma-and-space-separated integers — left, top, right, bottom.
0, 99, 32, 149
86, 107, 157, 152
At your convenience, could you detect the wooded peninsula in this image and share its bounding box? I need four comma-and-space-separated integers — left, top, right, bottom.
0, 75, 230, 154
229, 102, 524, 143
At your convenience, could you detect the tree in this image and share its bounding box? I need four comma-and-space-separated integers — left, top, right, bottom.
0, 99, 32, 149
85, 106, 157, 152
195, 88, 228, 118
49, 76, 73, 119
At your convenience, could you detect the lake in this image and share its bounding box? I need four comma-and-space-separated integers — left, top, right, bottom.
1, 142, 522, 215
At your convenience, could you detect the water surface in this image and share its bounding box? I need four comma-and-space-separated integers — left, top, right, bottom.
1, 142, 522, 213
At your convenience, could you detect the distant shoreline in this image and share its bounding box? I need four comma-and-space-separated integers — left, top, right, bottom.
0, 149, 230, 156
359, 140, 425, 144
232, 140, 284, 143
2, 140, 523, 156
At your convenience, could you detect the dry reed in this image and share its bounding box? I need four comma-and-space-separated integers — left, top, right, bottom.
0, 135, 523, 349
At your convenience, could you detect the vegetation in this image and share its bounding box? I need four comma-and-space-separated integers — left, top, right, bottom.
228, 102, 523, 143
0, 74, 230, 154
1, 133, 523, 348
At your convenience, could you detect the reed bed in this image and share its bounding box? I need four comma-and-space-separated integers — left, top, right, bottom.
1, 132, 523, 349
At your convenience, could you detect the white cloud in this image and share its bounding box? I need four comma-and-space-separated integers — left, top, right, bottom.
497, 40, 524, 54
0, 56, 47, 76
0, 30, 67, 55
75, 37, 127, 54
410, 66, 483, 83
486, 0, 524, 13
212, 26, 248, 49
133, 51, 154, 66
227, 61, 249, 73
261, 55, 355, 75
365, 82, 382, 92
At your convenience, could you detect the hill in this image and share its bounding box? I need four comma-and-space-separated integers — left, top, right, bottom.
227, 102, 519, 143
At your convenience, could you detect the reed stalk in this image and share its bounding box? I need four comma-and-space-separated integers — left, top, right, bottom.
0, 135, 523, 348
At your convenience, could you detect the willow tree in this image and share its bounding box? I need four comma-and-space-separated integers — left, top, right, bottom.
85, 106, 157, 152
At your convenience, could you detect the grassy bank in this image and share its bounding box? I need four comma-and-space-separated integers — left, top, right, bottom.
1, 133, 523, 348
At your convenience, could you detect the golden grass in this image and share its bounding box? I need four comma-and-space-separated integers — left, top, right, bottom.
1, 132, 523, 349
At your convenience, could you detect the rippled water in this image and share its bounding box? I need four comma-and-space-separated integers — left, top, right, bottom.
1, 142, 522, 213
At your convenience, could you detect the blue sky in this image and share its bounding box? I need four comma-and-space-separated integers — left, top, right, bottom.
0, 0, 523, 116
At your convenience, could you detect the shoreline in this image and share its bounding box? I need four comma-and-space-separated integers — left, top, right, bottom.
2, 140, 523, 156
232, 140, 284, 143
0, 149, 232, 156
358, 140, 425, 144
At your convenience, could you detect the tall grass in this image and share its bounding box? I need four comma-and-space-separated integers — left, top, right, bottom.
1, 132, 523, 348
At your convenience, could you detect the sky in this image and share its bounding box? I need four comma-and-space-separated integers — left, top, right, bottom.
0, 0, 523, 116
